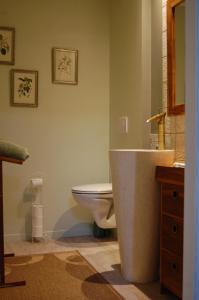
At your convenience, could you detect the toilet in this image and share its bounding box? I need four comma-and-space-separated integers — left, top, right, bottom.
72, 183, 116, 229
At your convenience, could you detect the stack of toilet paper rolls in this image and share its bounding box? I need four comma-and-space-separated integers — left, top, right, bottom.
31, 178, 43, 242
32, 204, 43, 241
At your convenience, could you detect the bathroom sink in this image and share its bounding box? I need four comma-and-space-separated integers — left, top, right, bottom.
109, 149, 174, 283
173, 161, 185, 168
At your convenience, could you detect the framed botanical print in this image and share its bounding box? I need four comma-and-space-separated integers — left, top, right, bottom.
52, 48, 78, 85
10, 69, 38, 107
0, 27, 15, 65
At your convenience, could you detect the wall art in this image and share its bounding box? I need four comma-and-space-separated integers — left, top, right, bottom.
10, 69, 38, 107
0, 27, 15, 65
52, 48, 78, 84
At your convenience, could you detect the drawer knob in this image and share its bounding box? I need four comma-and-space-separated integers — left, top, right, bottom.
172, 263, 177, 270
172, 191, 178, 199
172, 224, 177, 233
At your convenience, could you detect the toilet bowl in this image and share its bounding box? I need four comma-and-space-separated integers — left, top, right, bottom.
72, 183, 116, 229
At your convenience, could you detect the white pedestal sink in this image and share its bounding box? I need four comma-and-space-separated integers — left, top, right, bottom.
109, 149, 174, 283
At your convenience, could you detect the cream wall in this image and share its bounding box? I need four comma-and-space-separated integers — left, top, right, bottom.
0, 0, 185, 242
110, 0, 151, 149
151, 0, 162, 118
162, 0, 185, 161
0, 0, 110, 240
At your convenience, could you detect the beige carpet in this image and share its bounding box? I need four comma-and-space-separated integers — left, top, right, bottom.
0, 251, 123, 300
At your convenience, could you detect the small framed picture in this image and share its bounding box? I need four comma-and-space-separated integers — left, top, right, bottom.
0, 27, 15, 65
10, 69, 38, 107
52, 48, 78, 85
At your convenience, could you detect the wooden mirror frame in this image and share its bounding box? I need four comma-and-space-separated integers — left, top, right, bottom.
167, 0, 185, 115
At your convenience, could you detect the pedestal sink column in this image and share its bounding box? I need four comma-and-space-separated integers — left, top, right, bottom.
110, 149, 174, 283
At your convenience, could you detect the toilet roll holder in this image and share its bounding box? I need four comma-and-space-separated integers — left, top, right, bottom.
0, 156, 28, 288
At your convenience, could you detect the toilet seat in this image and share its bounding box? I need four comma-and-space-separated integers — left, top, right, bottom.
72, 183, 112, 194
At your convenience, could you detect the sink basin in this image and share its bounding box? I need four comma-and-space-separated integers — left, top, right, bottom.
109, 149, 174, 283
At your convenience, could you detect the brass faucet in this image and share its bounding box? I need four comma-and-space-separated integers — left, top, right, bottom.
146, 112, 166, 150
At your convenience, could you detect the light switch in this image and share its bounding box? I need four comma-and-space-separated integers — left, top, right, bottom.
120, 116, 128, 133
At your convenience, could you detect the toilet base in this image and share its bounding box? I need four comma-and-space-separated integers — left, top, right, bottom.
93, 222, 112, 238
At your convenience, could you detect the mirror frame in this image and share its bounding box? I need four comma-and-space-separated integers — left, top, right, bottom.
167, 0, 185, 115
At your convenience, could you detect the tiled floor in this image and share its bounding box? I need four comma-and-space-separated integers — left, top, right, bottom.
5, 236, 178, 300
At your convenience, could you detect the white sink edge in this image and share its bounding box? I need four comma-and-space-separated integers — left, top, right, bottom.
109, 149, 175, 152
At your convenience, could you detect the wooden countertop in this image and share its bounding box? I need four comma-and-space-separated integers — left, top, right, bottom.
156, 166, 184, 186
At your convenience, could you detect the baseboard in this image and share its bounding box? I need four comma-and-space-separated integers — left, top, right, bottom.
44, 224, 93, 240
4, 223, 93, 243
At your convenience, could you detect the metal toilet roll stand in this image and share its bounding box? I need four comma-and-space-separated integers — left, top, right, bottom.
0, 156, 28, 288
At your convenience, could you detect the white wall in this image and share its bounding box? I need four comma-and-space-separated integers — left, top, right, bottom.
184, 0, 197, 298
0, 0, 110, 240
151, 0, 162, 117
110, 0, 151, 149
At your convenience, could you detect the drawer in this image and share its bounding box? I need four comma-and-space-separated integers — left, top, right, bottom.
161, 215, 183, 255
162, 184, 184, 218
161, 249, 182, 298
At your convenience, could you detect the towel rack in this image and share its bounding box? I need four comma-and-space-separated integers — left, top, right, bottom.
0, 156, 27, 288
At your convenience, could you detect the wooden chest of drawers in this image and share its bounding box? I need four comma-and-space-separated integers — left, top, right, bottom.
156, 166, 184, 299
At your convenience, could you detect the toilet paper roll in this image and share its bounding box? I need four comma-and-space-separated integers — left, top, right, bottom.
31, 178, 43, 188
32, 205, 43, 218
32, 204, 43, 238
32, 226, 43, 238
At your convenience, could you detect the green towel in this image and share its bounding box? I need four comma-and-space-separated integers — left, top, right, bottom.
0, 140, 29, 161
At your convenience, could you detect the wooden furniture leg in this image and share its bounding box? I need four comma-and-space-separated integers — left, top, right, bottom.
0, 159, 26, 288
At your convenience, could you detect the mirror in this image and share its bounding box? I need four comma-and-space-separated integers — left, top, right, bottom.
167, 0, 185, 115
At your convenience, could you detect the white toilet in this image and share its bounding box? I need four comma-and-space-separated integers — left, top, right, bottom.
72, 183, 116, 229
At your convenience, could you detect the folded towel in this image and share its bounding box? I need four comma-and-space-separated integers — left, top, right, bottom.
0, 139, 29, 161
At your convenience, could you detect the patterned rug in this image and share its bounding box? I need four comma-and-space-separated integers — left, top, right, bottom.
0, 251, 123, 300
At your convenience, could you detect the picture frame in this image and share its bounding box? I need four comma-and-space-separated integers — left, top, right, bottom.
0, 27, 15, 65
10, 69, 38, 107
52, 48, 78, 85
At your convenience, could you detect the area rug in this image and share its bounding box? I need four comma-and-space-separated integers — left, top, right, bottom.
0, 250, 123, 300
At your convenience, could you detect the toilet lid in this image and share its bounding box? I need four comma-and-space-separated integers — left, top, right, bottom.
72, 183, 112, 194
